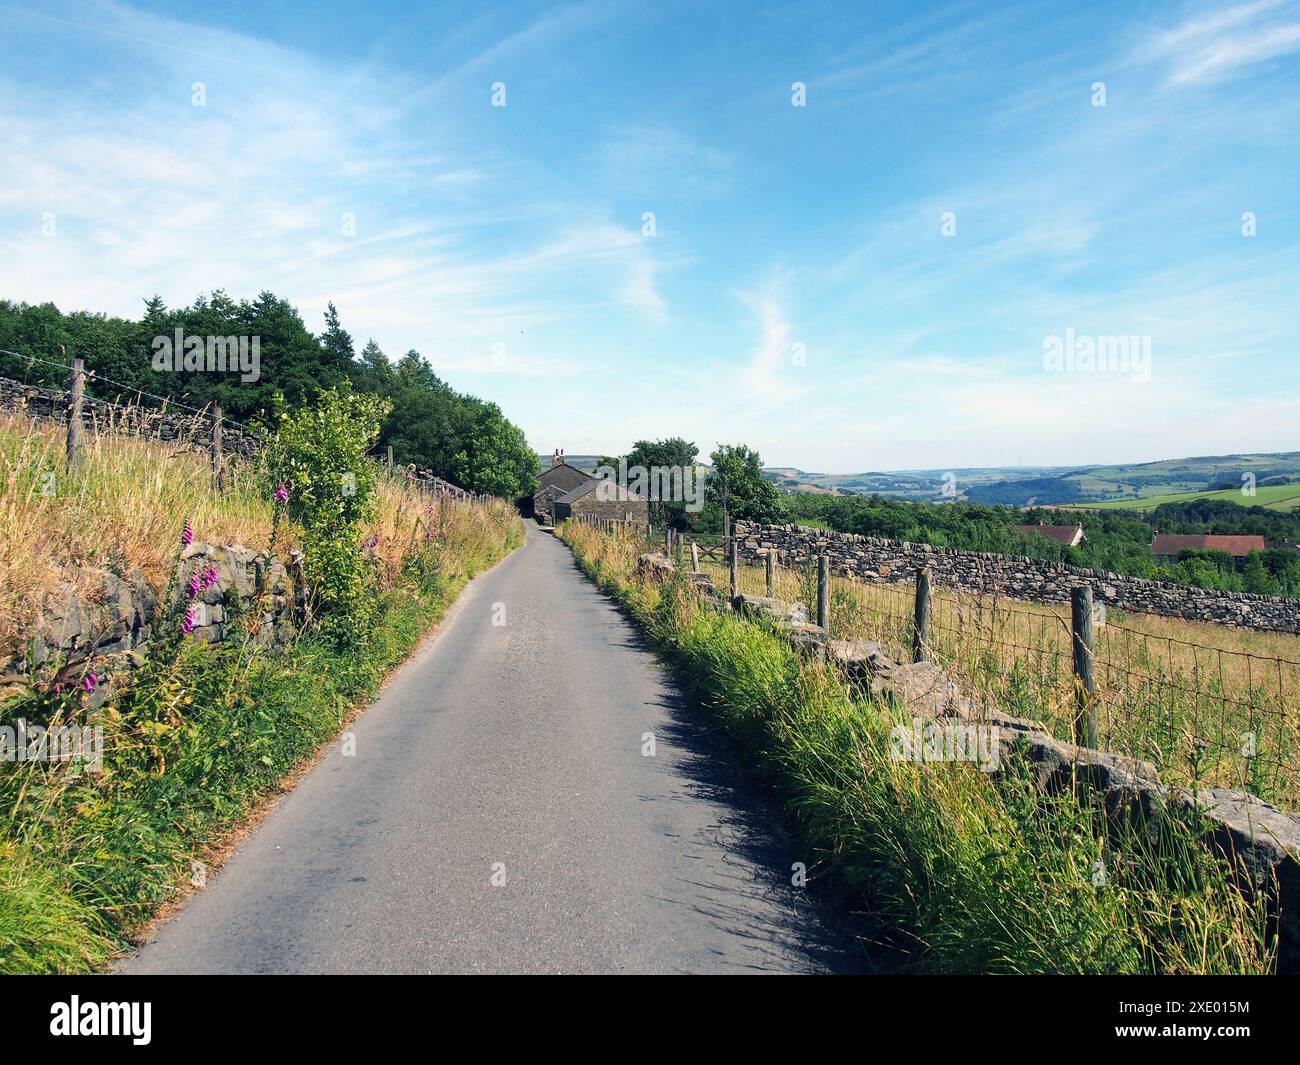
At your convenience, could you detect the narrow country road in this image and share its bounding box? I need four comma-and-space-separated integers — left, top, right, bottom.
119, 524, 868, 974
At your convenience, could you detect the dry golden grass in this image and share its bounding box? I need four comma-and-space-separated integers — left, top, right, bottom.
0, 412, 510, 661
0, 414, 280, 655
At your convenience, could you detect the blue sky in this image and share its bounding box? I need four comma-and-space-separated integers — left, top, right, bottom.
2, 0, 1298, 472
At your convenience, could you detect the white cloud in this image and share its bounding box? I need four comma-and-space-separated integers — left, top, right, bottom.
594, 125, 733, 195
1146, 0, 1300, 85
736, 281, 810, 404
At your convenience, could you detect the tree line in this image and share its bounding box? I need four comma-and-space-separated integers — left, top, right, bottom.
0, 293, 539, 499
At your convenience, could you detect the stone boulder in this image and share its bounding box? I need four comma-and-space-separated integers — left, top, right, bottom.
636, 552, 675, 580
731, 594, 809, 625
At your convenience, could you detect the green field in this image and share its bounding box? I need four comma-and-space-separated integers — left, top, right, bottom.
1077, 483, 1300, 512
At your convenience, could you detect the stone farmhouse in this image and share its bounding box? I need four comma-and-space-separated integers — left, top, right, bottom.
533, 450, 651, 527
533, 450, 592, 522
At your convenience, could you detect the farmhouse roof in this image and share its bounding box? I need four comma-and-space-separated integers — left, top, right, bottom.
1015, 523, 1084, 547
555, 477, 602, 503
556, 477, 643, 504
537, 460, 590, 490
1151, 534, 1266, 558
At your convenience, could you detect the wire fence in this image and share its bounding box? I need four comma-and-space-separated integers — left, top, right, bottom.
0, 348, 256, 430
0, 359, 260, 468
0, 355, 496, 504
646, 528, 1300, 808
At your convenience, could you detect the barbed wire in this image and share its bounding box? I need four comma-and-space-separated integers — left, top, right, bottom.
1, 363, 497, 505
0, 348, 255, 431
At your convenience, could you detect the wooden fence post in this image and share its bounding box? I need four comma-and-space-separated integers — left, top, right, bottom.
817, 554, 829, 632
387, 445, 394, 472
912, 567, 931, 663
1071, 586, 1099, 749
765, 550, 776, 597
691, 540, 700, 574
729, 536, 739, 600
66, 357, 85, 475
211, 404, 224, 492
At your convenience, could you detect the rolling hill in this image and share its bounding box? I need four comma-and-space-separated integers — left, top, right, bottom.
544, 450, 1300, 511
765, 453, 1300, 509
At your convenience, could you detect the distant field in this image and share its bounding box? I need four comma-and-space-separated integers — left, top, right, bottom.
1077, 484, 1300, 512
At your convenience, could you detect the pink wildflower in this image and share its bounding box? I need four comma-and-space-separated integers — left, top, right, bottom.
181, 608, 196, 635
82, 673, 97, 693
181, 519, 193, 547
274, 484, 289, 504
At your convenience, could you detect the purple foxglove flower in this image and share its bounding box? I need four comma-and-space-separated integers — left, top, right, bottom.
188, 573, 202, 599
181, 520, 193, 547
82, 673, 97, 693
203, 566, 220, 590
181, 608, 196, 635
274, 484, 289, 504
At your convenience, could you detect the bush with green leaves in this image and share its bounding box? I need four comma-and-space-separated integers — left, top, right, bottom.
263, 388, 391, 646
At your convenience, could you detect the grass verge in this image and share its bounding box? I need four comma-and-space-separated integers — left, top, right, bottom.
560, 520, 1276, 974
0, 497, 522, 974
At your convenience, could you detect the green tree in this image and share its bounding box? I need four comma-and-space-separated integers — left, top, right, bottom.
706, 443, 783, 529
320, 302, 356, 375
599, 437, 701, 529
357, 338, 393, 392
1243, 552, 1279, 595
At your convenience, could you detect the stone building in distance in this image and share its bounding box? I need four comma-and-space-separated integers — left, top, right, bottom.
533, 449, 650, 527
533, 450, 592, 522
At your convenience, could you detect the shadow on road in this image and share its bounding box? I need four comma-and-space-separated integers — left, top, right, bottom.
603, 609, 885, 974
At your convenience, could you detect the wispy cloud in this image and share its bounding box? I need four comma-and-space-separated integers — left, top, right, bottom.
0, 0, 679, 381
736, 279, 811, 404
1145, 0, 1300, 85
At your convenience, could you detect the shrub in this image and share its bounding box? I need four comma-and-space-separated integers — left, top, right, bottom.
262, 389, 390, 647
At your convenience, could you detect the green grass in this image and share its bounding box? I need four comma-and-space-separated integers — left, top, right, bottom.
1077, 484, 1300, 511
0, 510, 522, 974
560, 521, 1275, 974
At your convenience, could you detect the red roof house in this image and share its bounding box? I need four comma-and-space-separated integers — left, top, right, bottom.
1151, 534, 1266, 563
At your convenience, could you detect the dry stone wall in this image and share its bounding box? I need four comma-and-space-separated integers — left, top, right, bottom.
734, 521, 1300, 634
1, 543, 299, 709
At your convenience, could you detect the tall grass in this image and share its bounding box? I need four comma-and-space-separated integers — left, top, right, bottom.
564, 521, 1275, 974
